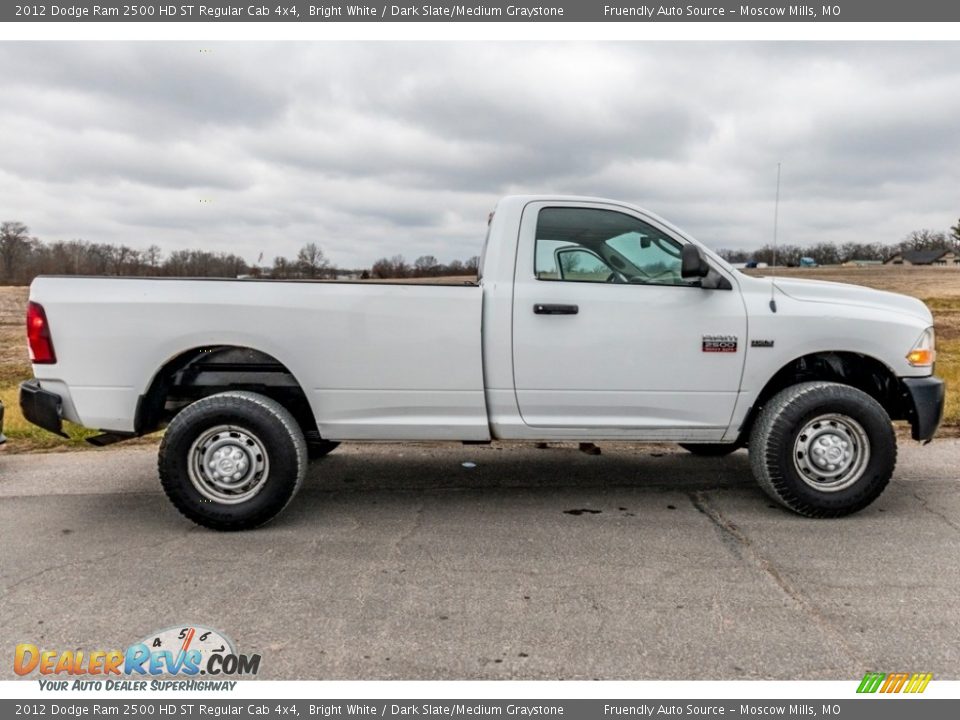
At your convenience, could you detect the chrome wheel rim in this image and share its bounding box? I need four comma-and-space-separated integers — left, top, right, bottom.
793, 413, 870, 493
187, 425, 270, 504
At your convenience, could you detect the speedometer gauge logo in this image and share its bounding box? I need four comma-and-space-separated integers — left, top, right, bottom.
124, 623, 260, 677
136, 625, 236, 670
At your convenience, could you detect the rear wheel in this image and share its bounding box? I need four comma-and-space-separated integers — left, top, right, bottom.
749, 381, 896, 517
679, 442, 740, 457
158, 391, 307, 531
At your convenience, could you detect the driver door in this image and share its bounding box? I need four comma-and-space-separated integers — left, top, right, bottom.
511, 200, 747, 437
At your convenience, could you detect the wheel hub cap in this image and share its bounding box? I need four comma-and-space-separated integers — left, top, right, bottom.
793, 413, 870, 492
188, 425, 270, 504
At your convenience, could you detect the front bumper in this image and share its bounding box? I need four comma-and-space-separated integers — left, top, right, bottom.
902, 376, 945, 442
19, 379, 68, 438
0, 399, 6, 444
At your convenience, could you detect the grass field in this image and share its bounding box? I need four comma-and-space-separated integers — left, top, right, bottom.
1, 266, 957, 453
0, 288, 103, 451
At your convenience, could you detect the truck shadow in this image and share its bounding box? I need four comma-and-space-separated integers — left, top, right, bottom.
273, 444, 788, 531
301, 443, 756, 496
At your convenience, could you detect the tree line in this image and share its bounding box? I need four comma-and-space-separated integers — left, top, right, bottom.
370, 254, 480, 279
5, 217, 957, 284
717, 222, 960, 266
0, 221, 482, 285
0, 221, 252, 284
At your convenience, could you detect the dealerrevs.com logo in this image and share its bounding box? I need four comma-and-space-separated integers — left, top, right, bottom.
15, 625, 260, 690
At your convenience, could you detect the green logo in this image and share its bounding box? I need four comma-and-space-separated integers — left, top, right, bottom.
857, 672, 932, 694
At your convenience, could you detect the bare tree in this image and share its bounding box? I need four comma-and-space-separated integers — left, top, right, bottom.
717, 248, 749, 263
143, 245, 162, 274
297, 242, 329, 279
108, 245, 138, 275
0, 221, 32, 283
66, 240, 89, 274
371, 257, 391, 279
271, 256, 293, 279
390, 254, 410, 278
414, 255, 439, 277
901, 229, 948, 252
161, 250, 247, 278
84, 243, 113, 275
371, 255, 410, 279
808, 242, 840, 266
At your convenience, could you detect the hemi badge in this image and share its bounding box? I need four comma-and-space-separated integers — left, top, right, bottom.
751, 339, 775, 348
702, 335, 737, 353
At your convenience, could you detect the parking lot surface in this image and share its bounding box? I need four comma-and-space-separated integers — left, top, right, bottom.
1, 439, 958, 680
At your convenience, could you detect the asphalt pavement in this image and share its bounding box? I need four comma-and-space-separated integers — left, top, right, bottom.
1, 439, 958, 680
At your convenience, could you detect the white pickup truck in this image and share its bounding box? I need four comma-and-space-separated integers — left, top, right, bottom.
19, 196, 944, 530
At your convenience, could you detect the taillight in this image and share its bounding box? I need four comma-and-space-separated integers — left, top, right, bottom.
26, 301, 56, 364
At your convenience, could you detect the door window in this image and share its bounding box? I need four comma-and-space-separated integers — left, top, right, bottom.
535, 207, 688, 286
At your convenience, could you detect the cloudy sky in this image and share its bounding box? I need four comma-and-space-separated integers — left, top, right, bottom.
1, 42, 959, 268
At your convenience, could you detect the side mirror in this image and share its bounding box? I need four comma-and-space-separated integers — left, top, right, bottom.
681, 244, 710, 279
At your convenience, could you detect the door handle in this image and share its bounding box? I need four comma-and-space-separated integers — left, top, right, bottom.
533, 303, 579, 315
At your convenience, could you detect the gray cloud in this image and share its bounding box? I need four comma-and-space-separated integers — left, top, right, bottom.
1, 42, 959, 268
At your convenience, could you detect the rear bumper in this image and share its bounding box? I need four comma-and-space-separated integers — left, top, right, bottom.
19, 379, 68, 438
0, 400, 6, 444
901, 376, 945, 442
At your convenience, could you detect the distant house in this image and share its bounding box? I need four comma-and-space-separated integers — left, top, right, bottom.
884, 249, 960, 266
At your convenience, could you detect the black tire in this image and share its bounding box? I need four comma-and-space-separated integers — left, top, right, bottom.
307, 439, 340, 461
749, 381, 896, 518
158, 391, 308, 531
679, 443, 740, 457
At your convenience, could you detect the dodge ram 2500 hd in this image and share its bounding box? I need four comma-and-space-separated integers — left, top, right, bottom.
20, 196, 944, 530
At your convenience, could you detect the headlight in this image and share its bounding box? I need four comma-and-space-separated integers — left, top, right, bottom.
906, 327, 936, 367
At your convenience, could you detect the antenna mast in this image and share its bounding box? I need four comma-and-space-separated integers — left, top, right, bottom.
769, 162, 781, 312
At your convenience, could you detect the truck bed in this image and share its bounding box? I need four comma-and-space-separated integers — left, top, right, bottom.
29, 276, 490, 440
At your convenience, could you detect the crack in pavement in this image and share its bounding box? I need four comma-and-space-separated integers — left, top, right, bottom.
394, 500, 426, 555
711, 580, 728, 640
0, 529, 200, 599
688, 490, 864, 671
911, 490, 960, 534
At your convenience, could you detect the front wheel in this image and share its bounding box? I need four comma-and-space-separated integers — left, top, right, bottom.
749, 381, 896, 517
158, 391, 308, 531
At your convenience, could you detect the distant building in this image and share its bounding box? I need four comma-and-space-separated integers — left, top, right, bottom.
841, 259, 883, 267
884, 249, 960, 266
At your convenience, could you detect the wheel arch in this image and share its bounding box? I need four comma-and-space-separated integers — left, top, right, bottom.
738, 350, 906, 443
135, 344, 319, 439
